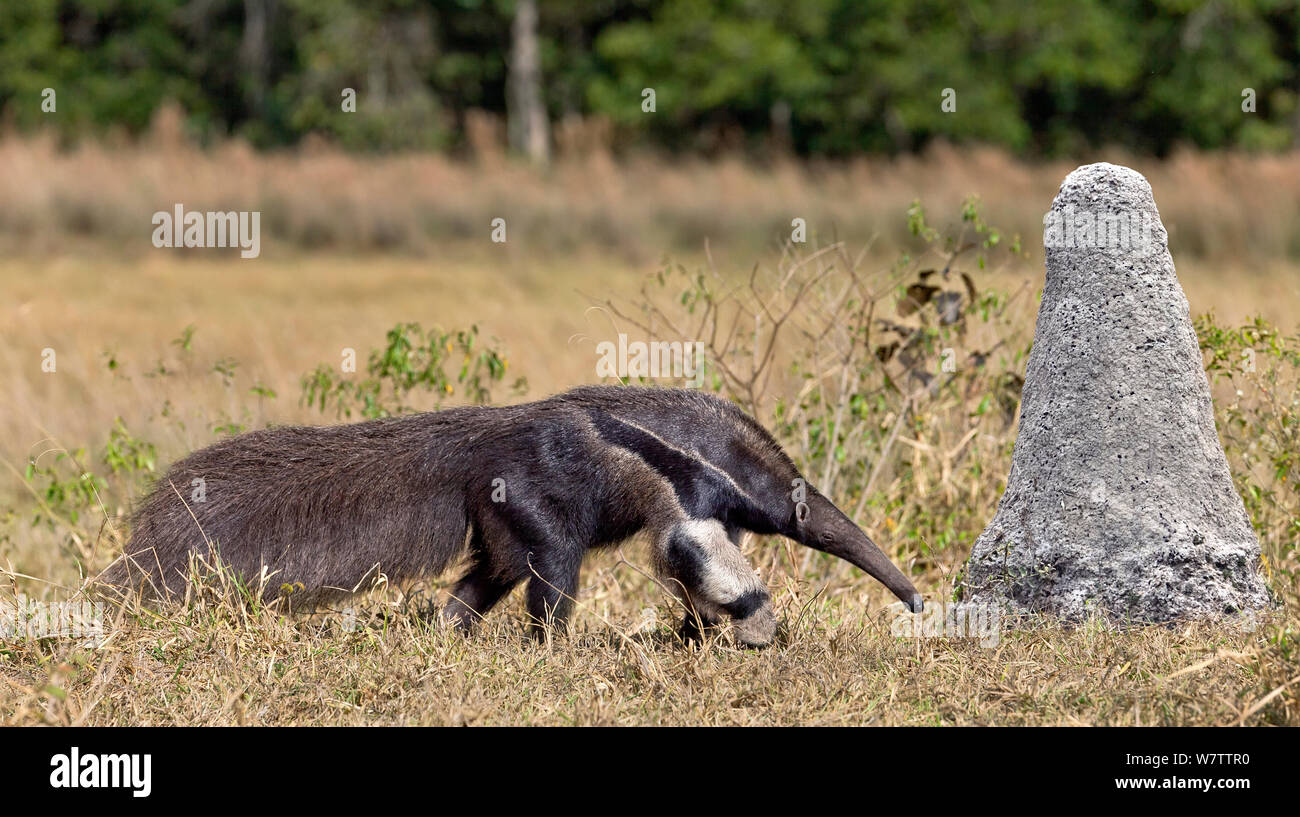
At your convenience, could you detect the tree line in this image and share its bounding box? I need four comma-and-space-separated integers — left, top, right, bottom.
1, 0, 1297, 157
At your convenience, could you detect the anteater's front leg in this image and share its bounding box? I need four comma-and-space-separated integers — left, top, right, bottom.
655, 519, 778, 648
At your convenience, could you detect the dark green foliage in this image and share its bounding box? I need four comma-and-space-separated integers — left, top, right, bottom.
300, 322, 527, 419
1, 0, 1295, 155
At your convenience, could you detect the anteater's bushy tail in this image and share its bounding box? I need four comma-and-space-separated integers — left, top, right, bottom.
98, 411, 481, 605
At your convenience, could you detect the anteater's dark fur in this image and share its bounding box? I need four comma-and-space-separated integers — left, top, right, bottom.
100, 386, 920, 643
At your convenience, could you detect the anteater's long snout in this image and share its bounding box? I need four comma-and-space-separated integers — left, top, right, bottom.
831, 528, 923, 613
803, 495, 923, 613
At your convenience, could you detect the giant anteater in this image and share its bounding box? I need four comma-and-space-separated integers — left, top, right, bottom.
100, 385, 921, 646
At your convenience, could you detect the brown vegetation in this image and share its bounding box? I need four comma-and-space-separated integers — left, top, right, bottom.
5, 124, 1300, 263
0, 135, 1296, 725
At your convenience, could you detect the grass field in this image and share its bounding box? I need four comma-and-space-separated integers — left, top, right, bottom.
3, 248, 1295, 500
1, 139, 1297, 726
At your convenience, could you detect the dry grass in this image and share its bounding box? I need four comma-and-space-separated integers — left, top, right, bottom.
3, 567, 1294, 726
1, 135, 1297, 726
1, 244, 1294, 725
6, 124, 1300, 264
2, 250, 1295, 498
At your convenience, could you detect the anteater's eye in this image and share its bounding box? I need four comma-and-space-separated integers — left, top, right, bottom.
819, 530, 835, 545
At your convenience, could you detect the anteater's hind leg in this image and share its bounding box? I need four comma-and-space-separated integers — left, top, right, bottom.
443, 562, 521, 632
654, 519, 778, 647
525, 538, 584, 641
442, 530, 522, 632
453, 509, 584, 641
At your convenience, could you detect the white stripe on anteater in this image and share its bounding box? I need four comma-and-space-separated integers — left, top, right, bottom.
592, 413, 763, 511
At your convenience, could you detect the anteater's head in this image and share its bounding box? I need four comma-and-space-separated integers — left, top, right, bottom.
789, 491, 923, 613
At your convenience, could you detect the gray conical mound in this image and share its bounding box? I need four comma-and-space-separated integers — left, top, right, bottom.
962, 162, 1270, 621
